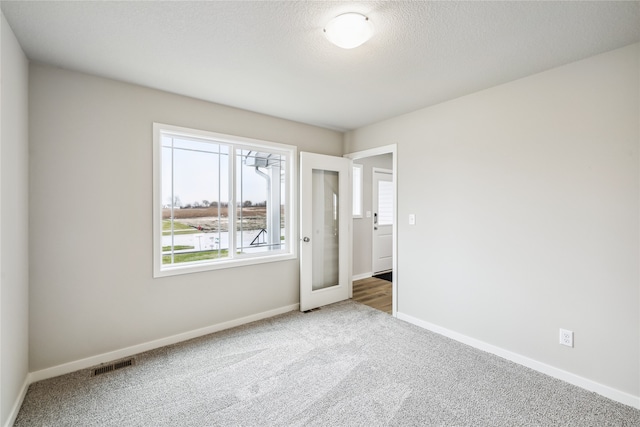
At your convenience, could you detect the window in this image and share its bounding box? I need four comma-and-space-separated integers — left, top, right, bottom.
153, 123, 296, 277
377, 179, 394, 225
352, 164, 363, 218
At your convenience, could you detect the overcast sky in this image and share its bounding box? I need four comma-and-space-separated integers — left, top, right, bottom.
161, 137, 283, 207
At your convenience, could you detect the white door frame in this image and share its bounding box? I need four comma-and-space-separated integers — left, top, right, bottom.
344, 144, 398, 317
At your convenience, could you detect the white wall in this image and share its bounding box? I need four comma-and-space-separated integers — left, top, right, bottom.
28, 64, 343, 372
352, 154, 392, 277
0, 11, 29, 427
345, 44, 640, 401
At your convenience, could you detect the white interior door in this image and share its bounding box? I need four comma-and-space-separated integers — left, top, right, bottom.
299, 152, 351, 312
372, 168, 393, 274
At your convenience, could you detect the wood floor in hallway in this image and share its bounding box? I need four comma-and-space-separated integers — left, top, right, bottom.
352, 276, 392, 314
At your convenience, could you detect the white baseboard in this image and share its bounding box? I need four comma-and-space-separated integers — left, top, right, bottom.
352, 272, 373, 281
4, 376, 29, 427
29, 303, 299, 384
396, 311, 640, 410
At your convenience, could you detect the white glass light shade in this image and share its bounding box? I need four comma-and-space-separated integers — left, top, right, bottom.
323, 13, 373, 49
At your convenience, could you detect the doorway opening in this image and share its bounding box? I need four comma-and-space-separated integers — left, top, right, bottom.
344, 145, 397, 316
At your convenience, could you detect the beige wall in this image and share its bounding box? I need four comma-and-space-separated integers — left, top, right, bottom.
28, 64, 343, 372
352, 154, 392, 277
345, 44, 640, 398
0, 12, 30, 427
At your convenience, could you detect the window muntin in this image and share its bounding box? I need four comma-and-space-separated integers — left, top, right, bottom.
154, 124, 296, 277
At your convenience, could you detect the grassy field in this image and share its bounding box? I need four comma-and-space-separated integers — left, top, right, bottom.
162, 219, 200, 235
162, 249, 229, 264
162, 220, 192, 231
163, 206, 278, 233
162, 245, 194, 251
162, 206, 266, 220
162, 206, 279, 264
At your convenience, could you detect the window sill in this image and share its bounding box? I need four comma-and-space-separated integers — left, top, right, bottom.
153, 252, 297, 278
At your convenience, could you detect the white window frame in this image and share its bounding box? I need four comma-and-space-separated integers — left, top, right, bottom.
352, 163, 364, 218
153, 123, 297, 278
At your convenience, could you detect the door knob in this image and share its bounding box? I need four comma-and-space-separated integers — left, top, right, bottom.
303, 237, 310, 242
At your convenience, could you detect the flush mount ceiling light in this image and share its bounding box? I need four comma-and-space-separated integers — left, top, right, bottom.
323, 12, 373, 49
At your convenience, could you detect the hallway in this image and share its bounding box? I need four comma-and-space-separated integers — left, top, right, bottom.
352, 276, 392, 314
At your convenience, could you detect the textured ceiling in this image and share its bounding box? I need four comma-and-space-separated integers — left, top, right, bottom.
2, 1, 639, 131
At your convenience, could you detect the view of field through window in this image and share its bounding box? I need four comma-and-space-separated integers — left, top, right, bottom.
161, 133, 287, 266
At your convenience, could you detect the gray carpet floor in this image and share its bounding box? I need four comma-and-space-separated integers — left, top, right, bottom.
15, 300, 640, 426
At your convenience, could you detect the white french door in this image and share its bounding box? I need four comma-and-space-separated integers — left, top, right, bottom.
299, 152, 351, 312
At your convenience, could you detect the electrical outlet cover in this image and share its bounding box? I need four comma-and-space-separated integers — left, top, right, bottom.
559, 328, 573, 347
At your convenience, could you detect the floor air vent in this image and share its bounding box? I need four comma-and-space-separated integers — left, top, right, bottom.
91, 358, 135, 377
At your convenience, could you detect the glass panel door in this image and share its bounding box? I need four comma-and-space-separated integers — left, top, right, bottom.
311, 170, 339, 291
299, 152, 351, 311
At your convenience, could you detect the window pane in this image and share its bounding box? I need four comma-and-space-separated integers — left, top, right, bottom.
162, 137, 230, 265
154, 124, 295, 277
236, 149, 286, 255
377, 180, 393, 226
352, 164, 363, 217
